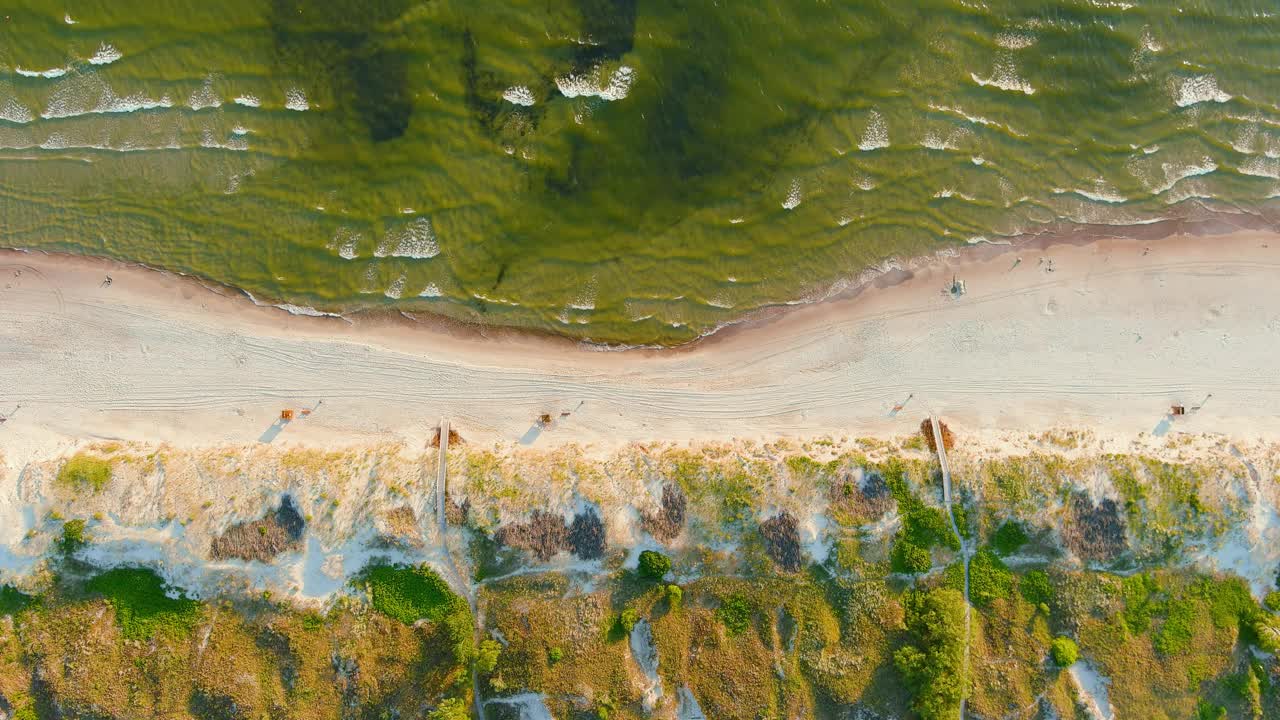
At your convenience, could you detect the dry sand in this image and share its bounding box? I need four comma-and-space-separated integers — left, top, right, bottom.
3, 230, 1280, 460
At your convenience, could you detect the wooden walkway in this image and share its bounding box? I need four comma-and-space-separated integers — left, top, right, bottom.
436, 417, 449, 535
930, 416, 971, 720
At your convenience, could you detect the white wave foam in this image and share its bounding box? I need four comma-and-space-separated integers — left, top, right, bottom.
418, 283, 442, 298
64, 14, 77, 24
782, 179, 802, 210
188, 77, 221, 110
556, 65, 634, 101
231, 125, 250, 136
859, 110, 889, 151
88, 43, 123, 66
0, 98, 33, 124
569, 276, 599, 311
378, 216, 439, 259
1151, 158, 1217, 194
16, 67, 68, 79
233, 95, 260, 107
1174, 75, 1230, 108
995, 31, 1036, 49
971, 57, 1036, 95
384, 275, 406, 299
285, 88, 308, 111
1240, 156, 1280, 180
199, 127, 248, 152
41, 78, 174, 119
329, 227, 362, 260
502, 85, 535, 106
927, 103, 1027, 138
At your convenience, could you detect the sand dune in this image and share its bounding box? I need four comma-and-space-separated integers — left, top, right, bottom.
2, 230, 1280, 461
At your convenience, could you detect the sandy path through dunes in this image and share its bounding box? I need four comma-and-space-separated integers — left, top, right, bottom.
2, 231, 1280, 458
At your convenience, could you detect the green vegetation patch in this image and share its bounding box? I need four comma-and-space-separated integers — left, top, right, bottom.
360, 563, 467, 625
58, 519, 89, 554
716, 594, 753, 636
0, 584, 33, 616
57, 454, 113, 493
1020, 569, 1054, 607
1050, 636, 1079, 666
86, 568, 201, 640
638, 550, 671, 580
894, 588, 968, 720
968, 548, 1014, 608
991, 520, 1029, 555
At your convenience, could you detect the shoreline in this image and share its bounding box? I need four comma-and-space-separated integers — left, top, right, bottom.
3, 223, 1280, 457
4, 203, 1275, 354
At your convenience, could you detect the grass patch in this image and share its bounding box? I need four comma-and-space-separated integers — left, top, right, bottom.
57, 454, 112, 493
86, 568, 201, 640
895, 588, 968, 720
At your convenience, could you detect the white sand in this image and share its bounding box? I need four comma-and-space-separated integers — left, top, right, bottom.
3, 231, 1280, 459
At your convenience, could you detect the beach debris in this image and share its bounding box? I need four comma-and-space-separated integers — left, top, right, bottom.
920, 419, 955, 452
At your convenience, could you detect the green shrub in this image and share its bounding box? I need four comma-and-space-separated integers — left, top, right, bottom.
427, 698, 469, 720
57, 455, 112, 493
991, 521, 1029, 555
618, 607, 640, 633
891, 537, 932, 575
1120, 573, 1162, 634
548, 646, 563, 664
0, 584, 32, 616
58, 518, 89, 553
638, 550, 671, 580
475, 638, 501, 674
1196, 701, 1227, 720
86, 568, 201, 640
665, 584, 683, 609
1264, 591, 1280, 613
717, 594, 752, 636
894, 588, 968, 720
1050, 636, 1079, 666
1020, 569, 1053, 607
968, 549, 1013, 607
13, 706, 37, 720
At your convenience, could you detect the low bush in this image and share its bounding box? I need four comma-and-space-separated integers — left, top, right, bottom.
891, 537, 932, 575
58, 518, 89, 553
638, 550, 671, 580
1050, 636, 1079, 666
1020, 569, 1053, 606
358, 563, 474, 664
618, 607, 640, 633
427, 698, 469, 720
666, 584, 683, 609
894, 588, 968, 720
717, 594, 752, 636
0, 584, 32, 616
968, 548, 1013, 607
991, 521, 1029, 555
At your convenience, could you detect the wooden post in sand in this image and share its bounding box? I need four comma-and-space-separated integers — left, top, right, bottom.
436, 418, 449, 535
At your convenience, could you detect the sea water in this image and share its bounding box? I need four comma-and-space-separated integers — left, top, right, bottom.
1, 0, 1278, 344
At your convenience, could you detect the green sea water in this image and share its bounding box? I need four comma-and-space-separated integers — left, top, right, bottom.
1, 1, 1278, 344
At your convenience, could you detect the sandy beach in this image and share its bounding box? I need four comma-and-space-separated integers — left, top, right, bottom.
3, 228, 1280, 460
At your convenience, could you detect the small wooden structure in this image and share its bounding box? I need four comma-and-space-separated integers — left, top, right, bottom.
1170, 405, 1186, 417
281, 409, 296, 421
